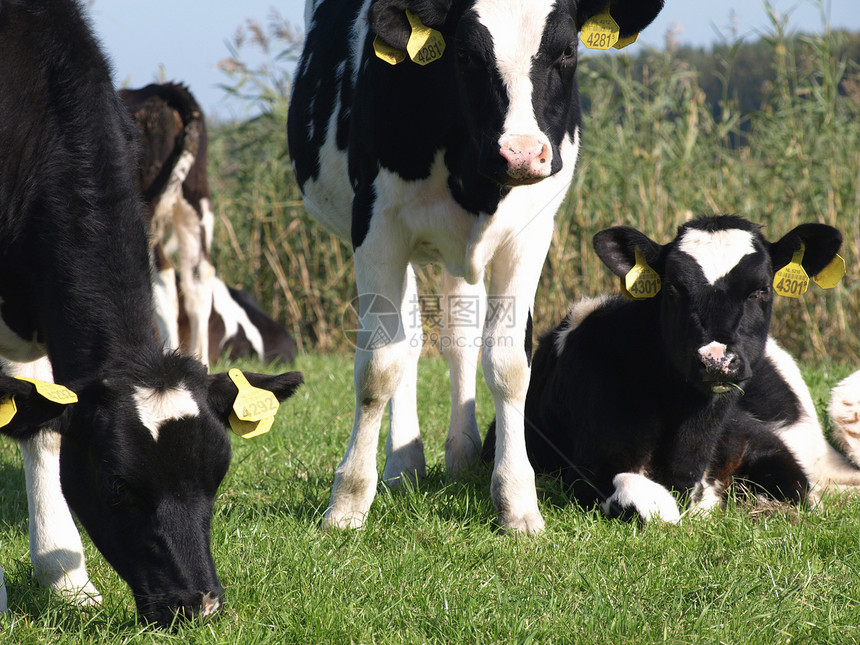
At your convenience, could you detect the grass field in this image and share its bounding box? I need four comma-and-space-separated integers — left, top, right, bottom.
1, 353, 859, 643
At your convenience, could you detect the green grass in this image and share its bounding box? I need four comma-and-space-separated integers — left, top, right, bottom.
1, 353, 859, 643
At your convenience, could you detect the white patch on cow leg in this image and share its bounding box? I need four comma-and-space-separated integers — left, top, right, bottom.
174, 198, 215, 366
383, 265, 426, 488
483, 216, 554, 534
677, 227, 755, 285
4, 357, 102, 606
765, 339, 860, 491
440, 271, 484, 477
152, 267, 180, 350
604, 473, 681, 523
211, 277, 265, 359
323, 234, 411, 529
200, 197, 215, 254
688, 477, 725, 516
830, 370, 860, 467
133, 385, 200, 441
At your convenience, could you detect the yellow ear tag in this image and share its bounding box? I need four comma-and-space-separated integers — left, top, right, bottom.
624, 247, 661, 299
0, 395, 17, 428
227, 368, 279, 439
614, 32, 639, 49
373, 36, 407, 65
581, 10, 620, 50
16, 377, 78, 404
405, 10, 445, 65
812, 253, 846, 289
773, 244, 809, 298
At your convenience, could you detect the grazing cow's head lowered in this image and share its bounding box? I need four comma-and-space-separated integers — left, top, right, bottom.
364, 0, 663, 189
0, 357, 302, 626
593, 216, 842, 393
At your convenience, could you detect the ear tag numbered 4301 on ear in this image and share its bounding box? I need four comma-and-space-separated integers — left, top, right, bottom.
228, 368, 280, 439
813, 253, 846, 289
622, 247, 661, 299
773, 244, 809, 298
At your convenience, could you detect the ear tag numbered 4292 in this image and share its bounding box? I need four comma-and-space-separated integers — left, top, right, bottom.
812, 253, 845, 289
622, 247, 661, 299
773, 244, 809, 298
228, 368, 280, 439
0, 377, 78, 428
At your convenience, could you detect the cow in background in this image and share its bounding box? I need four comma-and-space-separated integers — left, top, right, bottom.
120, 82, 296, 366
484, 216, 860, 522
0, 0, 303, 625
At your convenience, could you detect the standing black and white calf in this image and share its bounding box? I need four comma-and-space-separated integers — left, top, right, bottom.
289, 0, 663, 532
0, 0, 302, 625
483, 216, 860, 521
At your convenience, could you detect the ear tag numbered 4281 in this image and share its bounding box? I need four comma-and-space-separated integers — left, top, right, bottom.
773, 244, 809, 298
622, 247, 661, 299
581, 8, 639, 51
812, 253, 846, 289
228, 368, 280, 439
405, 10, 445, 65
0, 377, 78, 428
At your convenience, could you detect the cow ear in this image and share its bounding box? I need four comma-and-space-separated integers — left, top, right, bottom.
0, 375, 71, 439
769, 223, 842, 278
577, 0, 665, 38
593, 226, 663, 278
205, 370, 304, 425
368, 0, 452, 49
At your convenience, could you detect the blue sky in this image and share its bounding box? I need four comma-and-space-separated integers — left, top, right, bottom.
88, 0, 860, 120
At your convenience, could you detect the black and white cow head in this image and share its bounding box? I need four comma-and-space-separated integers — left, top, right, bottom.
0, 354, 302, 627
593, 216, 842, 394
366, 0, 663, 188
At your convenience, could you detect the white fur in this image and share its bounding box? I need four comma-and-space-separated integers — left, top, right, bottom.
133, 385, 199, 441
604, 473, 681, 523
830, 369, 860, 467
152, 267, 180, 351
678, 227, 755, 285
211, 277, 265, 359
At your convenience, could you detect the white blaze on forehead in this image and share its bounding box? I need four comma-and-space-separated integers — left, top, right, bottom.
677, 228, 756, 285
133, 385, 200, 441
473, 0, 556, 136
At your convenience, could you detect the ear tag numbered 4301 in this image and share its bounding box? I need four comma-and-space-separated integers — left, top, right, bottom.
228, 368, 280, 439
773, 244, 809, 298
0, 377, 78, 428
622, 247, 661, 299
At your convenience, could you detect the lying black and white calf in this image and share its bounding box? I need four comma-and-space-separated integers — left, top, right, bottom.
485, 215, 860, 521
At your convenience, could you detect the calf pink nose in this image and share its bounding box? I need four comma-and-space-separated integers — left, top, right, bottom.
499, 134, 551, 181
698, 341, 735, 374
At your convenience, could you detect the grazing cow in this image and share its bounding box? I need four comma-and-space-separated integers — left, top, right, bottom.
485, 216, 860, 522
119, 82, 217, 365
178, 277, 298, 365
288, 0, 664, 532
0, 0, 303, 625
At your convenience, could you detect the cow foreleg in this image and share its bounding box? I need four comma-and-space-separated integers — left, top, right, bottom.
323, 239, 412, 529
603, 473, 682, 523
440, 271, 485, 478
830, 370, 860, 468
151, 245, 180, 350
174, 200, 215, 366
483, 229, 552, 534
382, 264, 426, 487
6, 358, 101, 606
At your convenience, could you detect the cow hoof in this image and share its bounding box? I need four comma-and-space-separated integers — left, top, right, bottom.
59, 582, 102, 607
831, 370, 860, 465
498, 511, 545, 535
382, 439, 426, 488
605, 473, 681, 523
444, 431, 482, 479
321, 509, 367, 530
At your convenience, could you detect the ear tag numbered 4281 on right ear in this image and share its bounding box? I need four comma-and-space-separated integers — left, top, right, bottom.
773, 244, 809, 298
405, 10, 445, 65
622, 247, 661, 299
228, 368, 280, 439
581, 10, 620, 50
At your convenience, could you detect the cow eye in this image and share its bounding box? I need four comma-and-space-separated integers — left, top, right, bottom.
456, 49, 472, 67
748, 286, 770, 300
664, 283, 681, 302
557, 43, 576, 66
